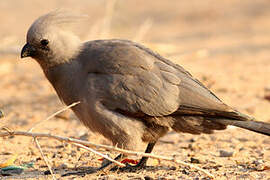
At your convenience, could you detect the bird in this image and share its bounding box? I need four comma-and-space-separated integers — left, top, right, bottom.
21, 10, 270, 171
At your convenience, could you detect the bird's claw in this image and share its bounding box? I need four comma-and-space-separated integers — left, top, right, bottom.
110, 161, 146, 172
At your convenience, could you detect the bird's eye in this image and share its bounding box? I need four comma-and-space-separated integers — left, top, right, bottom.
40, 39, 49, 46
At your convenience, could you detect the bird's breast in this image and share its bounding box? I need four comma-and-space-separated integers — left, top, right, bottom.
44, 62, 85, 106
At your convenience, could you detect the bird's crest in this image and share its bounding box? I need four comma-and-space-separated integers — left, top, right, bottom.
27, 9, 88, 38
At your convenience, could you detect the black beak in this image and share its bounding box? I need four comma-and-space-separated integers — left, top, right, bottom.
21, 43, 36, 58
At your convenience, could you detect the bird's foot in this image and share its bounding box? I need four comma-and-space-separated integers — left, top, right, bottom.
110, 159, 147, 172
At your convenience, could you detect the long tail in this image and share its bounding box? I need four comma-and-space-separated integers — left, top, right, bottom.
213, 119, 270, 136
171, 107, 270, 136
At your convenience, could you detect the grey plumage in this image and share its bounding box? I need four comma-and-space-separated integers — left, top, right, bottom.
21, 11, 270, 163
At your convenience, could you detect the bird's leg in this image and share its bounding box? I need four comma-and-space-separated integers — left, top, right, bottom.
118, 142, 156, 171
133, 142, 156, 168
97, 153, 127, 171
98, 142, 156, 172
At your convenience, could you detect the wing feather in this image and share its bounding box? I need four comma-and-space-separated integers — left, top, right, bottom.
83, 39, 233, 118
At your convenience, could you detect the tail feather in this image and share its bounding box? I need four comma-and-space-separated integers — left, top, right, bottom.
171, 116, 227, 134
213, 119, 270, 136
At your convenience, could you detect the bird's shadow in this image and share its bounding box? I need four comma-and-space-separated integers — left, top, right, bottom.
60, 165, 177, 177
0, 165, 177, 179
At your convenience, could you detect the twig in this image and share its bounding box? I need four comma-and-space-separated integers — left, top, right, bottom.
27, 102, 79, 179
73, 143, 125, 167
0, 130, 214, 178
34, 137, 56, 180
28, 101, 80, 132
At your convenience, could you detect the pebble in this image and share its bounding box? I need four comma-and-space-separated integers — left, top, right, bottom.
219, 150, 233, 157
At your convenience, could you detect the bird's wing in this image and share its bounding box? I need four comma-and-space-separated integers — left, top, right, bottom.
81, 39, 235, 118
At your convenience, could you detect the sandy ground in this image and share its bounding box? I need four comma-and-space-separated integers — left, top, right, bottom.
0, 0, 270, 179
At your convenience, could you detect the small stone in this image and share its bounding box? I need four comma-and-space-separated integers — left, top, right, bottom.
219, 150, 233, 157
44, 170, 51, 175
0, 110, 3, 118
144, 176, 154, 180
238, 138, 248, 142
190, 157, 200, 164
182, 169, 190, 175
256, 164, 266, 171
253, 160, 263, 166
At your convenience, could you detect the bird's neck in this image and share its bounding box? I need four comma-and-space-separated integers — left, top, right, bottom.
43, 61, 83, 105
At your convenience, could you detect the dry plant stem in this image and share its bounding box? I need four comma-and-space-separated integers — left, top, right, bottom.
28, 101, 80, 132
34, 137, 56, 180
0, 131, 214, 178
73, 143, 125, 167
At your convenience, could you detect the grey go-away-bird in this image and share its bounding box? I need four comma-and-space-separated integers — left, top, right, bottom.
21, 10, 270, 171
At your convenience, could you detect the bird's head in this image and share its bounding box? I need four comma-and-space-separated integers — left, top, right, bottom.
21, 10, 86, 68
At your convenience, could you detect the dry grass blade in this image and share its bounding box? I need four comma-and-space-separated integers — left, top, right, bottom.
0, 130, 214, 178
34, 137, 56, 180
28, 101, 80, 132
73, 143, 125, 167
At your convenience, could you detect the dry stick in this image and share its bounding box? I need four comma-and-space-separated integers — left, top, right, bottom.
2, 100, 126, 174
34, 137, 56, 180
28, 101, 80, 132
28, 102, 79, 179
73, 143, 125, 167
0, 131, 214, 178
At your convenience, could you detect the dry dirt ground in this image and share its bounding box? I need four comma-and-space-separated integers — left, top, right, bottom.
1, 0, 270, 179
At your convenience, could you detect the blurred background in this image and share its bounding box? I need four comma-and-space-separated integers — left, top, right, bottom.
1, 0, 269, 122
0, 0, 270, 179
